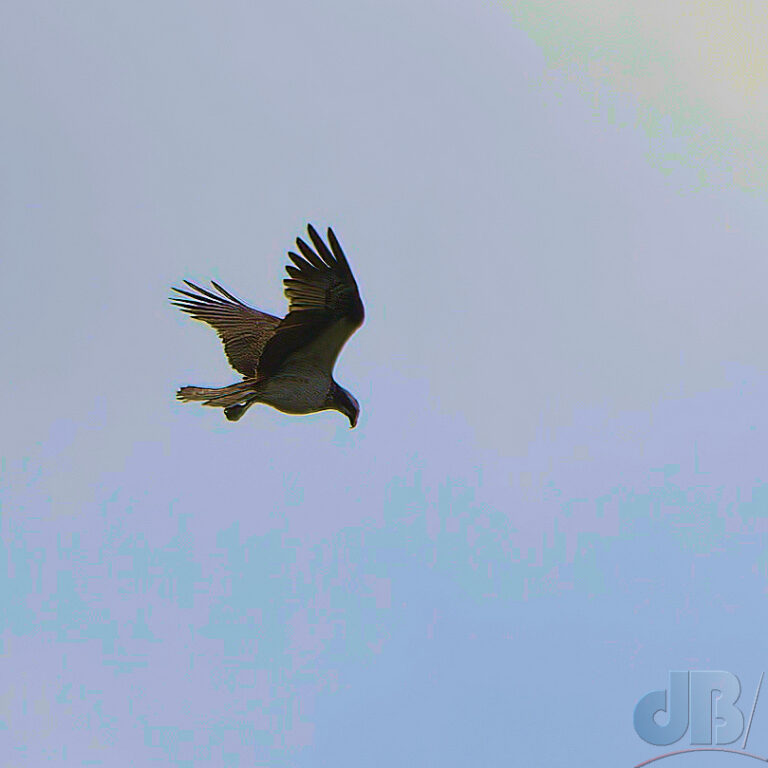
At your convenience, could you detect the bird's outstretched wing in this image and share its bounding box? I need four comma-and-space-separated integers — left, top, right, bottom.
256, 224, 364, 379
170, 280, 280, 377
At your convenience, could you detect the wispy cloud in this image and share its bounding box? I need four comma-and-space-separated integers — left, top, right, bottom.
505, 1, 768, 191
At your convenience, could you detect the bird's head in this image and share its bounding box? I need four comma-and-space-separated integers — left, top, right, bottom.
330, 383, 360, 428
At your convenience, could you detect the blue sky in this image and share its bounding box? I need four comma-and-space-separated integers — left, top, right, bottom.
2, 2, 768, 766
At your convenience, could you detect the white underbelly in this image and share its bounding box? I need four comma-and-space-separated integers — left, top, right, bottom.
257, 365, 331, 414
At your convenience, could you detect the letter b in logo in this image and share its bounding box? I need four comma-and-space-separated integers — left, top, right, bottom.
634, 671, 744, 746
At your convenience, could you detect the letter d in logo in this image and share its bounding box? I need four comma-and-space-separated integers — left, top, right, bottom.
634, 671, 690, 746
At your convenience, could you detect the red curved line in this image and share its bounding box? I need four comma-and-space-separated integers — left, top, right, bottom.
635, 747, 768, 767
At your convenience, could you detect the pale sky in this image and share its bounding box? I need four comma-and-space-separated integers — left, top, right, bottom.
2, 2, 767, 765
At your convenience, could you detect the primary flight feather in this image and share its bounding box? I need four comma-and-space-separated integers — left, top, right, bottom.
171, 224, 364, 427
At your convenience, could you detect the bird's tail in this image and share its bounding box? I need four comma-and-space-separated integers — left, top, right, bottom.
176, 381, 255, 409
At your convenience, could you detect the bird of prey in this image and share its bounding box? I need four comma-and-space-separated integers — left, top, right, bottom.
171, 224, 364, 427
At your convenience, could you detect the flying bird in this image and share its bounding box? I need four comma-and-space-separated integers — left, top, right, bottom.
171, 224, 364, 427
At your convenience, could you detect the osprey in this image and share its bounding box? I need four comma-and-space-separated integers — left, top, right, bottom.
171, 224, 364, 427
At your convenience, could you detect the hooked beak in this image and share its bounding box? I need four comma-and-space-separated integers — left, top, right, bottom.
349, 412, 358, 429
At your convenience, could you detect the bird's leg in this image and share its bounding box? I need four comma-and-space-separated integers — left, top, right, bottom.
224, 397, 258, 422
